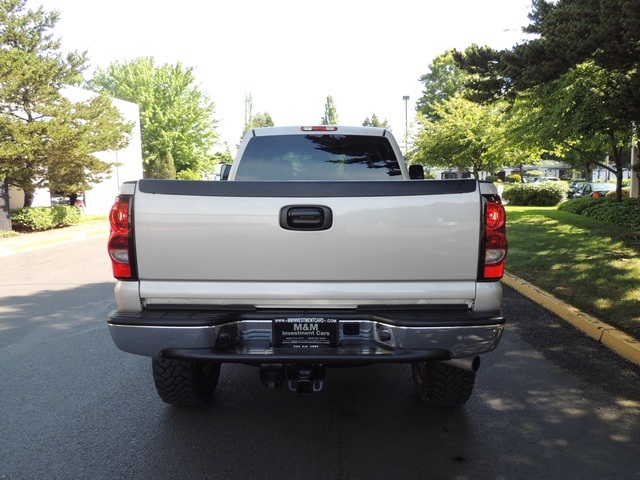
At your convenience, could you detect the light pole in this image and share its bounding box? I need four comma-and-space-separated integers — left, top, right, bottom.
631, 122, 639, 198
402, 95, 410, 156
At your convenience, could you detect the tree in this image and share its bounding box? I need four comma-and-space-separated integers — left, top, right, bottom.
417, 50, 470, 121
242, 94, 274, 136
320, 95, 339, 125
510, 61, 632, 198
362, 114, 390, 128
0, 0, 132, 206
454, 0, 640, 199
412, 95, 522, 178
88, 57, 218, 178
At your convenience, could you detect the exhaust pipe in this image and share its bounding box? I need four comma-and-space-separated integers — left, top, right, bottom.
440, 356, 481, 372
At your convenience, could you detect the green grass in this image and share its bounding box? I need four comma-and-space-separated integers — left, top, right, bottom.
0, 229, 20, 239
79, 214, 108, 223
505, 206, 640, 339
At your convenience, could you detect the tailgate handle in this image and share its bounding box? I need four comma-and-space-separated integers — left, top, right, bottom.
280, 206, 333, 231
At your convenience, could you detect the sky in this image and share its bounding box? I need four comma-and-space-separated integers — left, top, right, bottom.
36, 0, 535, 153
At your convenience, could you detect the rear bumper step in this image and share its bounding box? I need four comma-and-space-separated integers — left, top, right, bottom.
161, 345, 451, 365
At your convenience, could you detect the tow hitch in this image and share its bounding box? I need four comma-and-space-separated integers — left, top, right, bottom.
260, 364, 326, 394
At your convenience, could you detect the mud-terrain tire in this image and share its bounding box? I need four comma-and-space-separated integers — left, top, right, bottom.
411, 361, 476, 407
152, 359, 221, 406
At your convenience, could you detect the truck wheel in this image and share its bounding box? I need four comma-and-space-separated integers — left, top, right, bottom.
411, 361, 476, 407
151, 358, 221, 406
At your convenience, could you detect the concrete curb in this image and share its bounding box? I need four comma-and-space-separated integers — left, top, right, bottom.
503, 272, 640, 366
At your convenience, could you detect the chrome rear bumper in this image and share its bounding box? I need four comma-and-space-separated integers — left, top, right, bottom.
107, 308, 505, 363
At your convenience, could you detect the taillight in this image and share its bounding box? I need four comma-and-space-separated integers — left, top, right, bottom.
480, 195, 507, 280
108, 196, 134, 279
301, 126, 338, 132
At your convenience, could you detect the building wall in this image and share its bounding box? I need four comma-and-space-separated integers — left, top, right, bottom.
81, 96, 143, 215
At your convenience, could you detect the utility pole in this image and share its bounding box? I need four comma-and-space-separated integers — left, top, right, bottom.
631, 134, 639, 198
402, 95, 410, 156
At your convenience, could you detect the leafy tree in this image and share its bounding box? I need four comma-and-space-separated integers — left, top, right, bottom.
362, 114, 390, 128
412, 95, 522, 178
509, 61, 632, 198
320, 95, 339, 125
88, 57, 218, 178
0, 0, 132, 206
417, 50, 470, 121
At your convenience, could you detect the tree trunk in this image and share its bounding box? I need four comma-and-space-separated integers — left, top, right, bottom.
23, 190, 35, 207
0, 180, 11, 231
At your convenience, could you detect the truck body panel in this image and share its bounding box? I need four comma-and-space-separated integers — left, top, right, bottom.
133, 180, 481, 284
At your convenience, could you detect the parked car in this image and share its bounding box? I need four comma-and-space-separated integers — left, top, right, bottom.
529, 176, 560, 183
573, 182, 616, 198
567, 180, 588, 199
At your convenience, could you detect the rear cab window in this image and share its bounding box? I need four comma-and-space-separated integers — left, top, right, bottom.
234, 134, 403, 181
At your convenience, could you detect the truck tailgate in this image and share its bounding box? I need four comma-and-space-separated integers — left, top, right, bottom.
132, 180, 481, 284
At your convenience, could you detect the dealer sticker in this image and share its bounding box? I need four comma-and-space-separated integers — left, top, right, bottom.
273, 317, 338, 348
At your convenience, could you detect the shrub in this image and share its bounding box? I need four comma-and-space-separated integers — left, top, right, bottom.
502, 182, 568, 206
485, 175, 500, 182
581, 199, 640, 231
51, 205, 81, 226
558, 198, 640, 231
10, 207, 55, 231
558, 197, 600, 215
505, 173, 521, 183
10, 206, 81, 231
605, 186, 630, 198
524, 170, 544, 178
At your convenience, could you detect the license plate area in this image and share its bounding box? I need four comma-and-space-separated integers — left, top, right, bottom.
273, 317, 339, 348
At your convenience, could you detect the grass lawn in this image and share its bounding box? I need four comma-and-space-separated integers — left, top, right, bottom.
79, 214, 108, 223
505, 206, 640, 339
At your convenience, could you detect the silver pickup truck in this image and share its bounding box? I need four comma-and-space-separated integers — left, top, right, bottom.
107, 126, 507, 407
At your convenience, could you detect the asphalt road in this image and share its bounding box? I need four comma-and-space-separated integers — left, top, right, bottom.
1, 236, 639, 480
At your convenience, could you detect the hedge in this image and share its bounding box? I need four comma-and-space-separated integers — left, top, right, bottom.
558, 198, 640, 231
10, 206, 81, 231
502, 182, 568, 206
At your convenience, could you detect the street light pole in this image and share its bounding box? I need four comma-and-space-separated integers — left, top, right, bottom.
630, 122, 639, 198
402, 95, 410, 156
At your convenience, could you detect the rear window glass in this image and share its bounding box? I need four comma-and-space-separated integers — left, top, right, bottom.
235, 134, 402, 180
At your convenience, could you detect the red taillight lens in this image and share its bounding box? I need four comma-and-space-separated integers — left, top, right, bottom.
108, 197, 133, 279
481, 196, 507, 280
485, 201, 506, 230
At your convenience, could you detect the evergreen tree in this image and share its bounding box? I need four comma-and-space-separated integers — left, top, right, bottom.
0, 0, 132, 206
146, 151, 176, 179
362, 114, 390, 128
320, 95, 339, 125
